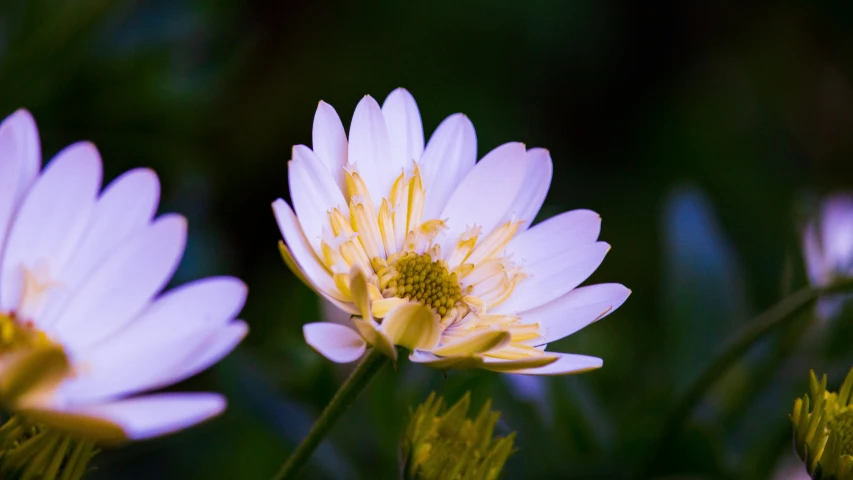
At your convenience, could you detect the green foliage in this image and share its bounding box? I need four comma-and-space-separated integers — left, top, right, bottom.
0, 416, 97, 480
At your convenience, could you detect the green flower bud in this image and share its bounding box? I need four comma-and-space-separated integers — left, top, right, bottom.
791, 367, 853, 480
401, 392, 515, 480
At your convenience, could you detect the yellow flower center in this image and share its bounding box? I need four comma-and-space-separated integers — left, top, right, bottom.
0, 312, 70, 409
379, 252, 469, 318
0, 313, 54, 351
829, 406, 853, 456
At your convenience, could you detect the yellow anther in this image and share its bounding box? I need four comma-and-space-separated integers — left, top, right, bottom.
0, 314, 52, 351
328, 208, 353, 237
345, 171, 376, 214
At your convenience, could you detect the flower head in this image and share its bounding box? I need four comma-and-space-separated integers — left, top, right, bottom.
803, 194, 853, 319
273, 89, 629, 375
791, 367, 853, 479
804, 195, 853, 287
401, 392, 514, 480
0, 110, 248, 445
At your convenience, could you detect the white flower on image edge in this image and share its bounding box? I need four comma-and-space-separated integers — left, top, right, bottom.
803, 194, 853, 319
0, 110, 247, 442
804, 194, 853, 286
273, 89, 630, 375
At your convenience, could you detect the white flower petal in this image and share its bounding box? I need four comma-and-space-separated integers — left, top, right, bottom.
0, 109, 40, 204
803, 221, 828, 286
0, 133, 24, 264
60, 168, 160, 287
0, 110, 41, 265
348, 95, 396, 201
441, 142, 528, 239
91, 276, 247, 349
382, 88, 424, 168
821, 195, 853, 274
272, 199, 345, 303
176, 321, 247, 378
520, 283, 630, 344
63, 321, 246, 404
38, 168, 160, 329
419, 114, 476, 218
504, 148, 552, 229
0, 142, 102, 315
505, 209, 601, 265
51, 214, 186, 351
499, 353, 603, 376
303, 322, 366, 363
312, 101, 348, 191
24, 393, 226, 441
494, 242, 611, 314
289, 146, 348, 253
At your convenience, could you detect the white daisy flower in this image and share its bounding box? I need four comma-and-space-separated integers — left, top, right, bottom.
273, 89, 629, 375
803, 194, 853, 319
804, 194, 853, 287
0, 110, 248, 444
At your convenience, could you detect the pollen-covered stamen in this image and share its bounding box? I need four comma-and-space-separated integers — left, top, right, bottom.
0, 312, 72, 411
829, 406, 853, 455
379, 252, 470, 318
0, 313, 51, 351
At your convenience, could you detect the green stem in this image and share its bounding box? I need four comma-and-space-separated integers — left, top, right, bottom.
273, 348, 389, 480
639, 278, 853, 477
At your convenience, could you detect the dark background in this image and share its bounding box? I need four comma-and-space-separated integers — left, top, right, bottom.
4, 1, 853, 478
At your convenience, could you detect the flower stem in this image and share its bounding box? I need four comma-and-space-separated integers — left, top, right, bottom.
639, 278, 853, 477
273, 348, 388, 480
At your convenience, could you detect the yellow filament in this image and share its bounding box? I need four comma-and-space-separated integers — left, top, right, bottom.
465, 221, 521, 266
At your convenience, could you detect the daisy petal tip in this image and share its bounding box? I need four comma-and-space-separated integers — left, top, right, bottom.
158, 212, 189, 234
6, 108, 35, 127
385, 87, 415, 103
271, 197, 287, 212
231, 319, 250, 338
358, 94, 379, 107
607, 283, 632, 303
130, 166, 160, 185
120, 393, 227, 441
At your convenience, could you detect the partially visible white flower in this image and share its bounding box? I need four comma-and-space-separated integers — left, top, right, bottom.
0, 110, 248, 443
803, 194, 853, 318
273, 88, 630, 375
804, 195, 853, 286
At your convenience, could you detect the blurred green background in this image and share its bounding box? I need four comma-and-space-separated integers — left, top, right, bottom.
4, 0, 853, 478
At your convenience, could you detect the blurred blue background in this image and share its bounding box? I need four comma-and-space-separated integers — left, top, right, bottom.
4, 1, 853, 478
